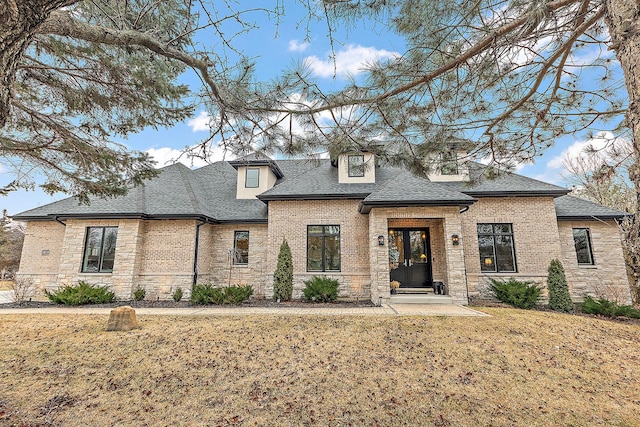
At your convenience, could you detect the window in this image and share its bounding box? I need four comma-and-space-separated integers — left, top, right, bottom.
573, 228, 594, 265
348, 155, 365, 177
245, 168, 260, 188
477, 223, 516, 272
307, 225, 341, 271
233, 231, 249, 265
440, 152, 459, 175
82, 227, 118, 273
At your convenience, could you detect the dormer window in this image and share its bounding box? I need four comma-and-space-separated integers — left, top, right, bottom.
245, 168, 260, 188
440, 152, 459, 175
348, 155, 365, 177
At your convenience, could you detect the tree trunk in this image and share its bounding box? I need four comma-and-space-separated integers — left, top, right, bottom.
604, 0, 640, 303
0, 0, 78, 127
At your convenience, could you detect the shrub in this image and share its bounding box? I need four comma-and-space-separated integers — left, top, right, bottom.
581, 296, 640, 318
488, 277, 542, 309
172, 287, 183, 302
191, 283, 224, 305
547, 259, 573, 313
190, 283, 253, 305
45, 281, 115, 305
11, 278, 35, 304
133, 286, 146, 301
303, 276, 340, 303
224, 284, 254, 304
273, 239, 293, 301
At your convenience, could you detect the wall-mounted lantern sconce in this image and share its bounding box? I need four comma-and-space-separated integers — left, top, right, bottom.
378, 235, 385, 246
451, 234, 460, 245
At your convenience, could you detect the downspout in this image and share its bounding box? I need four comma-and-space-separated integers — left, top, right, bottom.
192, 220, 205, 289
54, 216, 66, 227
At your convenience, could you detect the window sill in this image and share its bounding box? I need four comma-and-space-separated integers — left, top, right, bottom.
578, 264, 597, 269
233, 264, 249, 268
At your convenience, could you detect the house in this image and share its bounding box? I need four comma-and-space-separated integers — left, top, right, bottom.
13, 151, 632, 305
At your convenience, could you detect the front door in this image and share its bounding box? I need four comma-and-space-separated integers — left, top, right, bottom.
388, 228, 433, 288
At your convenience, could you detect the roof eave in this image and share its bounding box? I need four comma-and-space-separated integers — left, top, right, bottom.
462, 190, 569, 198
258, 193, 370, 202
13, 213, 218, 223
358, 199, 476, 214
556, 214, 630, 221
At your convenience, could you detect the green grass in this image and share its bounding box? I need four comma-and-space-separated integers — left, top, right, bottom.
0, 308, 638, 426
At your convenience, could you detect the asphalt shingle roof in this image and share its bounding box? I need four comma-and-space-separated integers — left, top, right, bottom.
14, 158, 616, 223
439, 163, 569, 196
554, 195, 629, 220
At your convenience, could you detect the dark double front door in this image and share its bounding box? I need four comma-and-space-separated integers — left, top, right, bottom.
388, 228, 433, 288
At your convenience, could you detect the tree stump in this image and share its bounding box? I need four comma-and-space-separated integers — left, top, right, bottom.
105, 306, 140, 331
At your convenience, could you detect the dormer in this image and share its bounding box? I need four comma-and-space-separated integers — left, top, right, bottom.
428, 150, 470, 182
229, 156, 284, 199
337, 151, 376, 184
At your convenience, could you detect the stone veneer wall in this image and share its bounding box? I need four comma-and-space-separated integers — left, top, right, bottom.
557, 220, 631, 304
17, 219, 195, 300
369, 206, 467, 304
197, 223, 269, 296
56, 219, 144, 300
460, 197, 563, 300
266, 200, 371, 300
16, 221, 66, 296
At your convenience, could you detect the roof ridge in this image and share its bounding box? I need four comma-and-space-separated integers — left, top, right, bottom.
176, 165, 201, 214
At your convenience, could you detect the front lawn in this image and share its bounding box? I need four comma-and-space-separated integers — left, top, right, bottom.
0, 308, 638, 426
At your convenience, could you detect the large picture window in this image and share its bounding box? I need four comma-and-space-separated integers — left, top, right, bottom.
573, 228, 595, 265
477, 223, 516, 273
233, 231, 249, 265
307, 225, 341, 271
82, 227, 118, 273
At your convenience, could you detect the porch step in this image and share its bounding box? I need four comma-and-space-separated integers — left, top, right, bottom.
389, 294, 453, 304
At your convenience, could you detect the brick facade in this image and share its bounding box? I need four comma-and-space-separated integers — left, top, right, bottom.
461, 197, 563, 299
265, 200, 371, 300
16, 197, 631, 305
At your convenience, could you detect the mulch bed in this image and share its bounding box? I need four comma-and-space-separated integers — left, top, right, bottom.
0, 298, 376, 310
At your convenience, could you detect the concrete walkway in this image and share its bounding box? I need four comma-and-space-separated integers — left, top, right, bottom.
0, 302, 488, 317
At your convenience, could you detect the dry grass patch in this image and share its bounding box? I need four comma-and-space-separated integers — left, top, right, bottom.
0, 308, 639, 426
0, 280, 12, 291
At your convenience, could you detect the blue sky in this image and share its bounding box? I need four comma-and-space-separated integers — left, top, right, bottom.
0, 5, 624, 216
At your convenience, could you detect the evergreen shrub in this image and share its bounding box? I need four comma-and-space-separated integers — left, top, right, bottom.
172, 287, 183, 302
45, 281, 115, 305
547, 259, 573, 312
303, 276, 339, 303
581, 296, 640, 318
133, 286, 146, 301
190, 283, 253, 305
273, 239, 293, 301
489, 277, 541, 309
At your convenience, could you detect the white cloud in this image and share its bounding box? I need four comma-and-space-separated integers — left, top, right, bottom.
304, 44, 400, 78
187, 111, 212, 132
146, 144, 231, 169
547, 131, 615, 170
289, 39, 309, 52
533, 131, 622, 184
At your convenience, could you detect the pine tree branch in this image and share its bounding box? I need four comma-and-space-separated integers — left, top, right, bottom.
37, 10, 227, 113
